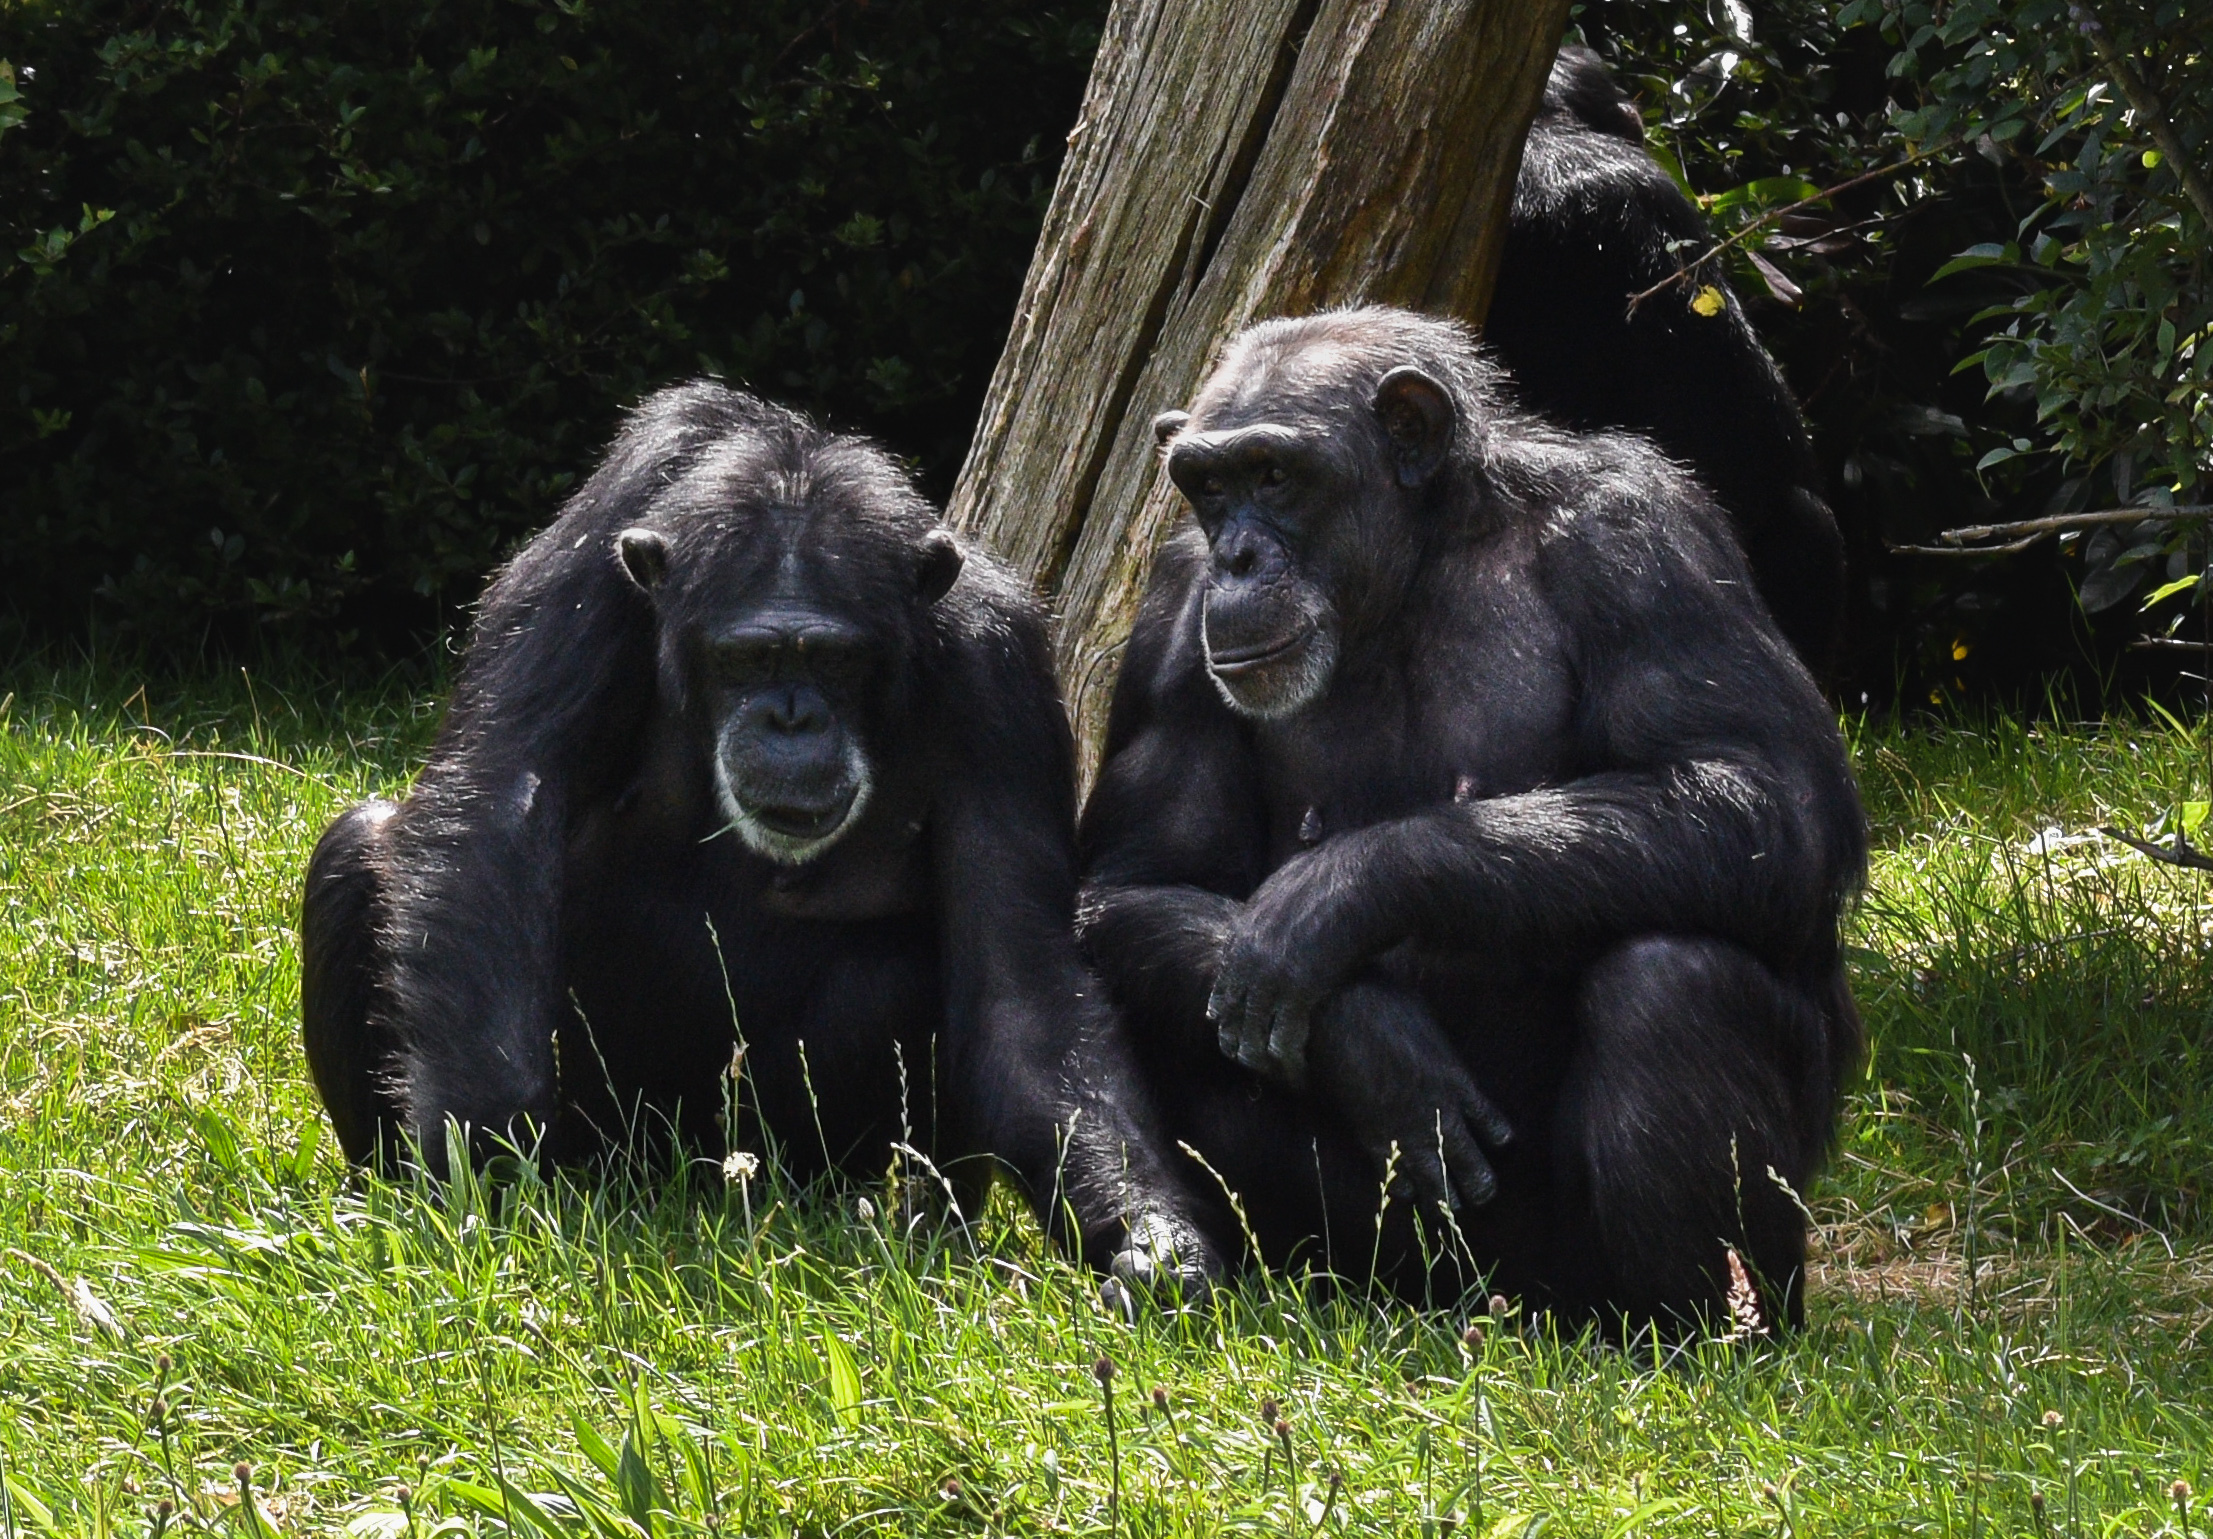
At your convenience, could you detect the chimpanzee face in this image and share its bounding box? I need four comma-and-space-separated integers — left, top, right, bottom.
1156, 340, 1456, 721
614, 493, 961, 865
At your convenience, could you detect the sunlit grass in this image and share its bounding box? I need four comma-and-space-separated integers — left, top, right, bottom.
2, 663, 2210, 1538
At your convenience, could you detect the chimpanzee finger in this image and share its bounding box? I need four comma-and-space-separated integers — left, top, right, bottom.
1458, 1079, 1515, 1151
1227, 995, 1273, 1077
1205, 968, 1250, 1063
1438, 1115, 1499, 1207
1265, 1004, 1312, 1087
1399, 1141, 1458, 1215
1233, 973, 1288, 1075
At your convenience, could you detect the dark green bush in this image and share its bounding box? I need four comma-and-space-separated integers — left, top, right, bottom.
0, 0, 1100, 648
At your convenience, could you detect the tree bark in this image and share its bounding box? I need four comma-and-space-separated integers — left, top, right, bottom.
946, 0, 1572, 767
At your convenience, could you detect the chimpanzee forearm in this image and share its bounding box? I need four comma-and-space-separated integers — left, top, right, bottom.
1075, 883, 1239, 1062
933, 659, 1219, 1284
379, 770, 570, 1169
1335, 758, 1841, 966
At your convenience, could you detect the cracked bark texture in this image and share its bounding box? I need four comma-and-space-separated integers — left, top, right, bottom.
945, 0, 1572, 774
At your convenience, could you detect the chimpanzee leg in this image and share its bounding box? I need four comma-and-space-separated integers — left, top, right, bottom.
1552, 936, 1832, 1331
300, 800, 407, 1167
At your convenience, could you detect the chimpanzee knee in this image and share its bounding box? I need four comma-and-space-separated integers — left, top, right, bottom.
300, 799, 403, 1166
1556, 936, 1825, 1329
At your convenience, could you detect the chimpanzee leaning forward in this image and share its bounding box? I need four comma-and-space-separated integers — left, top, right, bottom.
300, 383, 1217, 1291
1078, 308, 1865, 1329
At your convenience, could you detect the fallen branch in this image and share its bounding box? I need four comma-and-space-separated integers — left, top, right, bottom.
2100, 825, 2213, 872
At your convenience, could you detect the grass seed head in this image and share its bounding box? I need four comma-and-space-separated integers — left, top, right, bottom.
2042, 1409, 2063, 1427
2031, 1490, 2046, 1515
1488, 1294, 1510, 1318
234, 1462, 252, 1488
1152, 1385, 1169, 1413
1093, 1354, 1115, 1385
155, 1500, 174, 1518
1260, 1397, 1279, 1423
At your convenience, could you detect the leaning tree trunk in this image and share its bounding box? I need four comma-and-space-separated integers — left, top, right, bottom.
946, 0, 1571, 771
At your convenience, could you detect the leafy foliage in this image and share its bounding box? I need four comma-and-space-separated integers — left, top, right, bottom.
0, 0, 1099, 647
1579, 0, 2209, 707
1859, 0, 2212, 634
1871, 1, 2207, 501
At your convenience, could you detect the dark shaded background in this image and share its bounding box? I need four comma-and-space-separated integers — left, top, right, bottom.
0, 0, 1100, 649
0, 0, 2169, 708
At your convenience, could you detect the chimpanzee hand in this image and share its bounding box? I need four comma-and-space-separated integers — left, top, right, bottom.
1205, 843, 1372, 1084
1309, 979, 1514, 1212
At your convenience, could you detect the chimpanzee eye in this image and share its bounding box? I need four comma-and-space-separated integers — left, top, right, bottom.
1261, 463, 1286, 487
711, 642, 775, 684
1202, 475, 1225, 497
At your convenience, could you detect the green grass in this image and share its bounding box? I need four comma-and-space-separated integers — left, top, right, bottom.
3, 662, 2211, 1538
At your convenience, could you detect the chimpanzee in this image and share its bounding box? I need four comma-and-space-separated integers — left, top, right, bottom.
300, 382, 1216, 1289
1078, 308, 1865, 1329
1488, 44, 1846, 679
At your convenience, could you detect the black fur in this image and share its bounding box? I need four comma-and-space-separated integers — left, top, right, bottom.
1081, 309, 1865, 1330
300, 383, 1215, 1287
1488, 44, 1846, 679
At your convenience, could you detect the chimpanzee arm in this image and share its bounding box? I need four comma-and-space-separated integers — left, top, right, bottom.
1210, 477, 1866, 1068
377, 530, 654, 1169
372, 393, 740, 1169
1074, 533, 1267, 1066
927, 571, 1217, 1284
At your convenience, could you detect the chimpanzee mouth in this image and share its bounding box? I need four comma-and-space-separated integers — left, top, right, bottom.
713, 747, 874, 865
749, 797, 854, 839
1205, 624, 1314, 676
1203, 616, 1338, 721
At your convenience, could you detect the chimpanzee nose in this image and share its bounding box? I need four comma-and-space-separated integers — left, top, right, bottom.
760, 685, 829, 736
1217, 524, 1278, 584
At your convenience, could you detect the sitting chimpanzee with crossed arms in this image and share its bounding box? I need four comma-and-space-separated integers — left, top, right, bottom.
1078, 306, 1865, 1331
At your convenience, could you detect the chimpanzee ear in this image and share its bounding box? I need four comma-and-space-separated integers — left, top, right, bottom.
615, 527, 669, 593
1152, 410, 1191, 448
917, 528, 964, 606
1371, 366, 1456, 489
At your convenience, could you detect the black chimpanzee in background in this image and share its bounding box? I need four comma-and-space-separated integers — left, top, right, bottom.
1079, 308, 1865, 1330
301, 383, 1217, 1289
1489, 44, 1846, 680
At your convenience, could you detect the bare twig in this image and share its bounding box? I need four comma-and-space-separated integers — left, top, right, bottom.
1888, 535, 2047, 558
2071, 3, 2213, 228
1892, 505, 2213, 558
2131, 637, 2213, 652
1625, 153, 1935, 315
1942, 505, 2213, 543
2100, 825, 2213, 872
